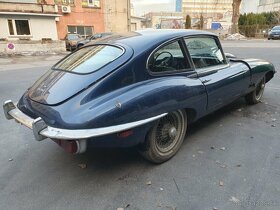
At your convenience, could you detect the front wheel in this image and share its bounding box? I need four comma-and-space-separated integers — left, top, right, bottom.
245, 77, 265, 105
138, 110, 187, 163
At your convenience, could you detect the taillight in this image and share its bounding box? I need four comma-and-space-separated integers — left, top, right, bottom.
52, 139, 78, 153
117, 130, 133, 138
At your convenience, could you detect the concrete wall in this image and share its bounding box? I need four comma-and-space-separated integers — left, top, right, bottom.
144, 12, 183, 29
0, 2, 57, 13
0, 15, 58, 41
104, 0, 130, 32
131, 16, 144, 31
0, 40, 65, 55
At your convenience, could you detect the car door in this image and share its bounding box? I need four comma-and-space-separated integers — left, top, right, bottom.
184, 36, 251, 112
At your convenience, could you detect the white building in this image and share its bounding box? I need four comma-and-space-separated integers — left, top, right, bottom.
258, 0, 280, 13
241, 0, 258, 14
0, 1, 60, 41
182, 0, 233, 20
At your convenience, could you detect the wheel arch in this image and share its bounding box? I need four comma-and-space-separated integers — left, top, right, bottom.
265, 71, 274, 83
184, 108, 197, 124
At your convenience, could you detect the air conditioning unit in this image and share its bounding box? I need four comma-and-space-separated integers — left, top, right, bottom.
61, 5, 71, 13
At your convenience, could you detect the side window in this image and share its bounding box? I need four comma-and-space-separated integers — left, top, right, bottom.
184, 37, 226, 69
148, 40, 191, 73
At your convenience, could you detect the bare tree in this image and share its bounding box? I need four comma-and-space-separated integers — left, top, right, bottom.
231, 0, 242, 34
272, 10, 280, 24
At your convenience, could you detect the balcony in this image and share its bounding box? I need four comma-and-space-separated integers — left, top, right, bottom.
0, 2, 57, 14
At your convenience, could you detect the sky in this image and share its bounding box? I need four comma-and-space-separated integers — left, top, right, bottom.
131, 0, 176, 16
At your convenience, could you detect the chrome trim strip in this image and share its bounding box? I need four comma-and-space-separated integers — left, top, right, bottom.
40, 113, 167, 140
4, 100, 167, 141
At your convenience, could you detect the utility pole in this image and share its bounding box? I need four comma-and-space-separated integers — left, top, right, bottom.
127, 0, 131, 32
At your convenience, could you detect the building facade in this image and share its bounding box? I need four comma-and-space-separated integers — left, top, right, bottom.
241, 0, 258, 14
1, 0, 132, 41
258, 0, 280, 13
45, 0, 105, 40
104, 0, 131, 33
182, 0, 233, 20
131, 16, 145, 31
144, 12, 184, 29
0, 0, 60, 40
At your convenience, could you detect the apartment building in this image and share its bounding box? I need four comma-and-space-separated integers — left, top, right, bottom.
258, 0, 280, 13
181, 0, 233, 20
48, 0, 105, 40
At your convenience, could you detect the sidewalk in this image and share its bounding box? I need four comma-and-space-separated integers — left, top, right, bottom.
221, 39, 280, 48
0, 53, 69, 71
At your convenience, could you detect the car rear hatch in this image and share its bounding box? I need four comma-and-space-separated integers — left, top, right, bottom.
28, 44, 133, 106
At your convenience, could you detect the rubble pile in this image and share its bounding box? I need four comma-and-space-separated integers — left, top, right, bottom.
225, 33, 247, 40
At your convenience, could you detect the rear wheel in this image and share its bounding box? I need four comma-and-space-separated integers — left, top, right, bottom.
245, 77, 265, 105
139, 110, 187, 163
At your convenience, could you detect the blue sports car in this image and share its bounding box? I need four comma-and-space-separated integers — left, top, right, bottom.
3, 30, 276, 163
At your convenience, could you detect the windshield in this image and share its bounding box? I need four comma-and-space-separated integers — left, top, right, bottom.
272, 26, 280, 31
68, 34, 81, 40
52, 45, 124, 74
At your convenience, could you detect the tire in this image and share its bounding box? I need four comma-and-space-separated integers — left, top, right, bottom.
245, 77, 265, 105
139, 110, 187, 163
77, 44, 84, 49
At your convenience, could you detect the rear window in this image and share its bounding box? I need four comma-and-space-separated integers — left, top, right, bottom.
52, 45, 124, 74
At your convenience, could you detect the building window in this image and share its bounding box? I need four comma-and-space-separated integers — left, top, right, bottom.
8, 20, 14, 35
54, 0, 75, 6
7, 19, 31, 36
86, 0, 100, 7
259, 0, 267, 5
67, 26, 93, 38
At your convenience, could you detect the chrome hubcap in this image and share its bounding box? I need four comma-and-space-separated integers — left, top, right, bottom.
155, 111, 184, 153
169, 127, 177, 139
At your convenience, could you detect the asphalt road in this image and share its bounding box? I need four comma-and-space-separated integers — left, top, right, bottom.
0, 40, 280, 210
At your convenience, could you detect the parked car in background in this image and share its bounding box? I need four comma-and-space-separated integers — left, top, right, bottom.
268, 25, 280, 40
76, 33, 113, 49
65, 33, 83, 51
3, 30, 276, 163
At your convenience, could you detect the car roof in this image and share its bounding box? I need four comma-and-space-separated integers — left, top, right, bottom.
95, 29, 217, 55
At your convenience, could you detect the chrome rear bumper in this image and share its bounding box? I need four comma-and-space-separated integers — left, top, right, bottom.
3, 100, 87, 153
3, 100, 166, 152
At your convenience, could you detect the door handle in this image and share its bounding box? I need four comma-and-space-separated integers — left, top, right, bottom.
202, 79, 211, 84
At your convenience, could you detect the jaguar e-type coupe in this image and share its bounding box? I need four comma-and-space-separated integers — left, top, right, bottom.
3, 30, 276, 163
